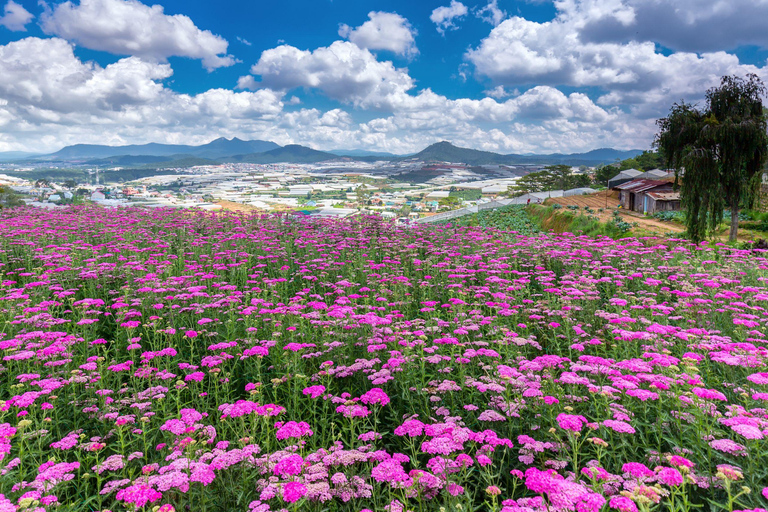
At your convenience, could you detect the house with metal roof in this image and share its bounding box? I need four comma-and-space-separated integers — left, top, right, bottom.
615, 179, 680, 214
607, 169, 642, 189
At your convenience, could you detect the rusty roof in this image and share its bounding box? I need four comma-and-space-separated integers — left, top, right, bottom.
615, 178, 672, 193
646, 191, 680, 201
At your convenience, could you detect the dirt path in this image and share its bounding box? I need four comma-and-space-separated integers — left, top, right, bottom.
545, 191, 686, 235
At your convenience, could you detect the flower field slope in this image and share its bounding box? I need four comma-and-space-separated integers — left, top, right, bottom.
0, 205, 767, 512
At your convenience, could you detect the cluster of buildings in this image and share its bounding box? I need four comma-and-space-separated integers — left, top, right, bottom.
3, 158, 603, 223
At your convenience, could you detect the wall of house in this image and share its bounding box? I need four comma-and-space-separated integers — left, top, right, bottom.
630, 192, 643, 213
619, 191, 631, 209
654, 200, 680, 212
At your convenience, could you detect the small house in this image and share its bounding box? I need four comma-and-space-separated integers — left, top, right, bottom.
615, 179, 679, 214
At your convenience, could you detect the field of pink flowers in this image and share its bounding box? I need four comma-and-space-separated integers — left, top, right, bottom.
1, 205, 768, 512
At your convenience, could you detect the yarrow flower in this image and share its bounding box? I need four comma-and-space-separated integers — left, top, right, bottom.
609, 496, 638, 512
282, 481, 307, 503
273, 454, 304, 477
603, 419, 635, 434
360, 388, 390, 406
656, 467, 684, 486
556, 413, 588, 432
710, 439, 747, 456
371, 459, 412, 487
302, 385, 325, 399
115, 483, 162, 508
335, 404, 370, 418
275, 421, 313, 441
668, 455, 694, 469
716, 464, 744, 481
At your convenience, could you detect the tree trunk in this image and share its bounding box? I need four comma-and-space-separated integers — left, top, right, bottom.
729, 201, 739, 242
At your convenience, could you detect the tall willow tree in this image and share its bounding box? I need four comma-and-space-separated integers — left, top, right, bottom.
655, 74, 768, 242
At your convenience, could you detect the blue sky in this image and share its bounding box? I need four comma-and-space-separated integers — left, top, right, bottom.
1, 0, 768, 154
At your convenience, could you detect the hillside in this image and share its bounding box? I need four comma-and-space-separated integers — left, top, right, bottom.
10, 139, 646, 166
43, 137, 279, 160
411, 141, 510, 165
411, 141, 644, 165
223, 144, 338, 164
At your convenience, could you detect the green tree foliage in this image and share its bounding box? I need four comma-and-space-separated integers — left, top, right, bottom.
448, 189, 482, 201
0, 185, 23, 208
593, 151, 664, 186
593, 165, 617, 186
512, 165, 591, 196
655, 74, 768, 242
438, 196, 461, 209
635, 150, 664, 171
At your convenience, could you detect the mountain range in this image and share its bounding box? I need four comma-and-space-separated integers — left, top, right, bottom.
1, 138, 646, 167
43, 137, 280, 160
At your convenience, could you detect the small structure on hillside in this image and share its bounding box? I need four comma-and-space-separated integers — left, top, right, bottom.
563, 187, 596, 197
608, 169, 642, 189
615, 179, 680, 214
635, 169, 672, 180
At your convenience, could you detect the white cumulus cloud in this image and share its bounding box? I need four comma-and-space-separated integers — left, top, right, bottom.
570, 0, 768, 52
430, 0, 468, 35
240, 41, 415, 110
465, 0, 768, 118
0, 0, 33, 31
0, 37, 285, 152
40, 0, 236, 70
475, 0, 506, 27
339, 11, 417, 58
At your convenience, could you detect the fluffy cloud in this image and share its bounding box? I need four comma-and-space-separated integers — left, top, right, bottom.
339, 11, 417, 58
430, 1, 467, 35
238, 36, 635, 152
484, 85, 518, 99
0, 37, 284, 151
11, 0, 752, 156
356, 87, 647, 154
568, 0, 768, 52
0, 0, 33, 31
466, 0, 768, 118
240, 41, 415, 109
0, 37, 170, 114
0, 34, 644, 155
475, 0, 506, 27
40, 0, 235, 70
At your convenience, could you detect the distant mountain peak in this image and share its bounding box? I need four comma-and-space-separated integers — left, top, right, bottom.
426, 141, 456, 149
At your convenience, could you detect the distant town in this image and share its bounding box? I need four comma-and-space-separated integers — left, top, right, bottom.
0, 140, 674, 225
